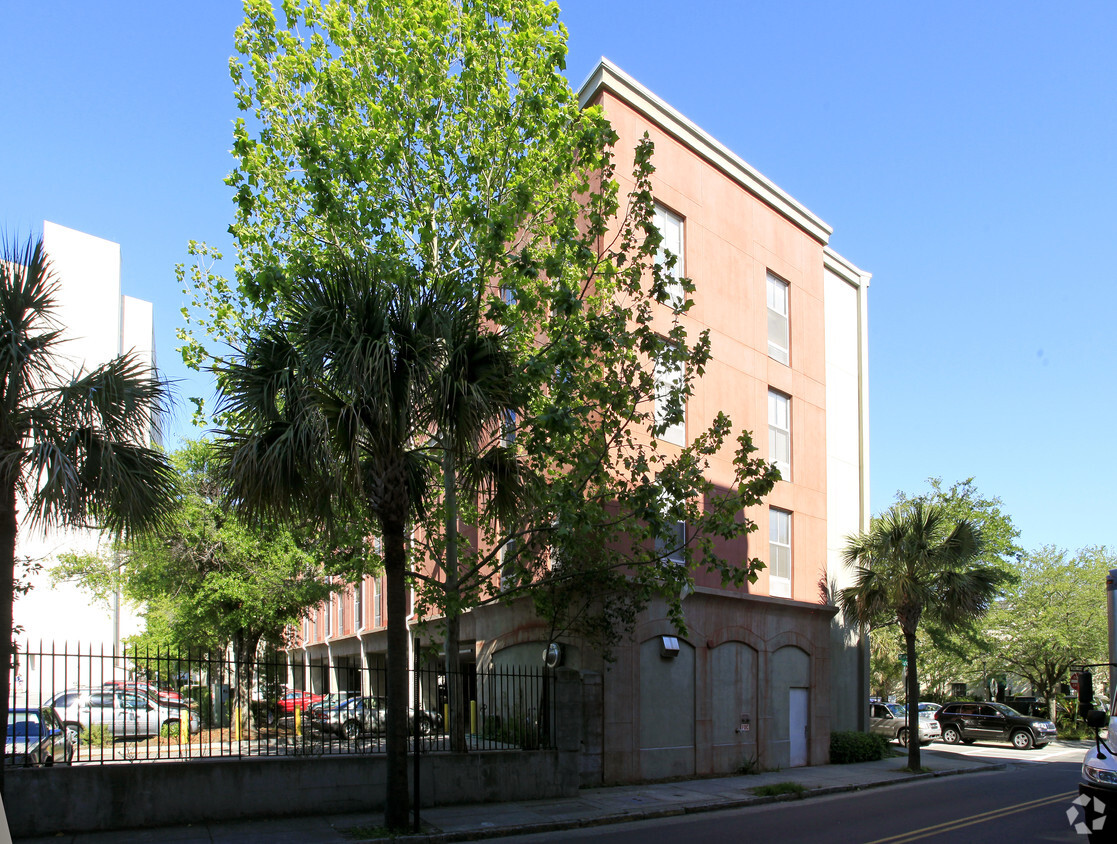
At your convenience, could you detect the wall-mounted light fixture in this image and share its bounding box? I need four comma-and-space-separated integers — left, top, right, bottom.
660, 635, 680, 658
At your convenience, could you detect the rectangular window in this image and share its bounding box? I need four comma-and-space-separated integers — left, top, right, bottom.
325, 597, 331, 637
654, 348, 685, 445
337, 589, 344, 634
654, 202, 685, 309
355, 580, 364, 631
499, 539, 518, 591
767, 272, 789, 365
656, 520, 687, 564
373, 576, 382, 628
768, 389, 790, 480
501, 409, 517, 447
769, 508, 792, 598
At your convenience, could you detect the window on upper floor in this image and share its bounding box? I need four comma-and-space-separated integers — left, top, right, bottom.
767, 272, 790, 365
499, 539, 519, 591
354, 580, 364, 631
653, 202, 685, 310
324, 597, 332, 637
768, 389, 790, 480
373, 576, 382, 628
653, 346, 685, 445
769, 507, 792, 598
501, 408, 517, 447
656, 518, 687, 565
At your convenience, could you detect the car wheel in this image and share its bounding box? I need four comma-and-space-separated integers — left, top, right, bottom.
343, 720, 360, 739
897, 728, 908, 747
63, 740, 75, 764
1011, 730, 1034, 750
942, 725, 962, 744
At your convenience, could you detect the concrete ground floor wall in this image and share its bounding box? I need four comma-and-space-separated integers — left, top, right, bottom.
289, 587, 854, 787
5, 749, 578, 838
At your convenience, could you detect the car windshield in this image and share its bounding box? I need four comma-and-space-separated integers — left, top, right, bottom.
7, 712, 41, 736
885, 704, 906, 717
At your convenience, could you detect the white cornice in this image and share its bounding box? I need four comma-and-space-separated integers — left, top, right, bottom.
577, 58, 834, 246
823, 246, 872, 288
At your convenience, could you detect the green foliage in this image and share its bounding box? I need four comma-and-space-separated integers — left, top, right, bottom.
79, 726, 112, 747
751, 782, 807, 797
159, 721, 182, 739
987, 545, 1114, 708
829, 731, 891, 764
842, 500, 1010, 771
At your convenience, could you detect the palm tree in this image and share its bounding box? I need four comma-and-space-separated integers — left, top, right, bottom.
0, 235, 176, 795
214, 254, 515, 829
839, 500, 1006, 770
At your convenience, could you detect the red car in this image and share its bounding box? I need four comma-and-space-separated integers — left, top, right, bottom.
276, 690, 325, 715
103, 680, 184, 707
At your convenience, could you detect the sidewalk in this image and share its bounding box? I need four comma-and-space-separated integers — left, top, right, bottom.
15, 749, 1006, 844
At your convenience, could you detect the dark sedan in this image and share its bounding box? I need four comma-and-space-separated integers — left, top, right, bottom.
935, 701, 1057, 749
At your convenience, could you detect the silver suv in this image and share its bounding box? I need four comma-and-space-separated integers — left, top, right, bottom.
49, 688, 200, 742
869, 702, 941, 746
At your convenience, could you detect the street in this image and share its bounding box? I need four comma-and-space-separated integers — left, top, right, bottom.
491, 743, 1097, 843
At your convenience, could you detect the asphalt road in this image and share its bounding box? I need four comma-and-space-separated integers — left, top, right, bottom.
492, 743, 1097, 843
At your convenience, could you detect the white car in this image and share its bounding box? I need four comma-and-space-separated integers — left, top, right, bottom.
49, 688, 200, 742
870, 702, 941, 746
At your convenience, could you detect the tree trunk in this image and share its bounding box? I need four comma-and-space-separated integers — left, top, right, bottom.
233, 629, 261, 738
383, 514, 410, 831
0, 481, 17, 798
443, 450, 467, 753
904, 629, 920, 771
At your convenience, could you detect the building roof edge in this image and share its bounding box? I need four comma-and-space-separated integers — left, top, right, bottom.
577, 58, 834, 245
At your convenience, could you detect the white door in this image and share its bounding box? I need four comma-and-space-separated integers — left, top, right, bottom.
789, 688, 809, 767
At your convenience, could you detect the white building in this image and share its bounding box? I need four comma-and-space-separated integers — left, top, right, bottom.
13, 221, 157, 701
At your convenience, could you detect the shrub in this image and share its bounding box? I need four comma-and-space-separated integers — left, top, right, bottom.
80, 725, 112, 747
830, 730, 890, 764
160, 721, 182, 738
752, 782, 807, 797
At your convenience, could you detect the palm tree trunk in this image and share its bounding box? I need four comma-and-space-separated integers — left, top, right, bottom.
383, 514, 410, 831
904, 630, 920, 771
0, 480, 16, 799
443, 450, 467, 753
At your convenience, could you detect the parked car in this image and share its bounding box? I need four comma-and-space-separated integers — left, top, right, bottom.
307, 696, 443, 739
917, 702, 941, 715
103, 680, 185, 707
5, 708, 72, 767
306, 692, 359, 717
869, 702, 941, 746
49, 688, 201, 741
276, 690, 326, 715
934, 701, 1056, 749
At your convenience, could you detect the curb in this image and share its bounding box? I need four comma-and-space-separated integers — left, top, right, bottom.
350, 762, 1007, 842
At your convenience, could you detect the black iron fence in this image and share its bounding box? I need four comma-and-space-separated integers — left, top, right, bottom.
9, 641, 555, 765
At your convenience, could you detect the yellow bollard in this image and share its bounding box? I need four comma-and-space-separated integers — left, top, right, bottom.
443, 703, 449, 732
179, 711, 187, 746
470, 700, 477, 735
233, 705, 242, 742
295, 706, 302, 737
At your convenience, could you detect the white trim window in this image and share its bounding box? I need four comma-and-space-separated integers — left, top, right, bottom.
325, 596, 332, 638
656, 519, 687, 565
499, 539, 518, 591
767, 272, 790, 365
768, 389, 790, 480
769, 508, 792, 598
354, 580, 364, 631
373, 576, 382, 628
654, 202, 685, 309
653, 348, 685, 445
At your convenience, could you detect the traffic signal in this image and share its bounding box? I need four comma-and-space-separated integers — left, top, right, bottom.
1079, 669, 1095, 718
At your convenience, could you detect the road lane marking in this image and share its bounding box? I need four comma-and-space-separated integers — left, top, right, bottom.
863, 791, 1077, 844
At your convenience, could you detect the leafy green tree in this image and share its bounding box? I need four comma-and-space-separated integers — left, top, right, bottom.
841, 501, 1008, 770
873, 478, 1022, 697
188, 1, 777, 828
988, 546, 1113, 721
0, 235, 176, 796
53, 441, 336, 734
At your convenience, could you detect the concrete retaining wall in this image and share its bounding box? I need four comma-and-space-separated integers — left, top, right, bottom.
6, 749, 577, 838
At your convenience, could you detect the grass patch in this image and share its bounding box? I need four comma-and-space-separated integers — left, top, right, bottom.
751, 781, 807, 797
897, 765, 931, 774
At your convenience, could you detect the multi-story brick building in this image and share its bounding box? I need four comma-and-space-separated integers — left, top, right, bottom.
286, 59, 871, 782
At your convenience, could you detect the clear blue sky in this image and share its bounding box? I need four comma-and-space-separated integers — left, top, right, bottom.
5, 1, 1115, 554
